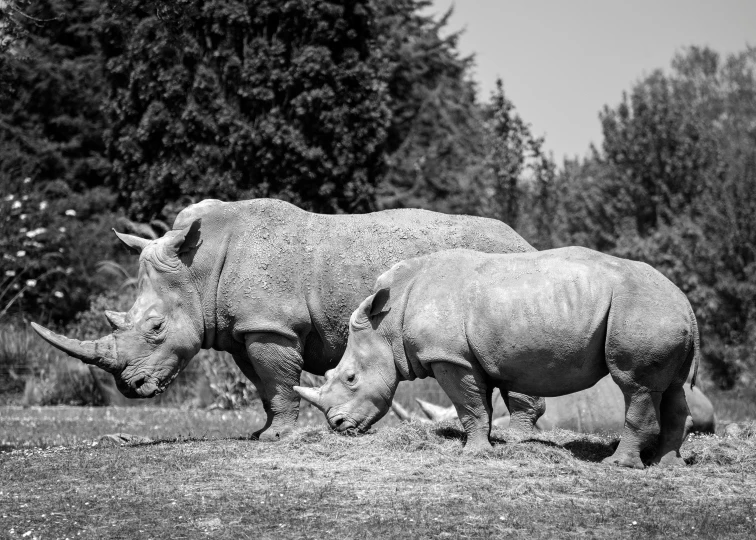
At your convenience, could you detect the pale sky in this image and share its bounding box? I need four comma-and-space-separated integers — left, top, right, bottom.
429, 0, 756, 163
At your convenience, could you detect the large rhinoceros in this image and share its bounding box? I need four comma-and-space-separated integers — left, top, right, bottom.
395, 371, 715, 434
296, 247, 700, 468
32, 198, 542, 440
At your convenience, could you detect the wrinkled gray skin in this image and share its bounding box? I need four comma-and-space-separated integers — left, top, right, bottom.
32, 198, 542, 440
296, 247, 700, 468
402, 370, 715, 435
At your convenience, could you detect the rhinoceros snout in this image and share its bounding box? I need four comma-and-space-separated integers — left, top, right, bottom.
326, 412, 361, 434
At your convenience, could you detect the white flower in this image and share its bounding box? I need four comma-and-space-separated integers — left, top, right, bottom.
12, 201, 21, 210
25, 279, 37, 288
5, 270, 15, 277
53, 291, 64, 298
16, 250, 26, 257
21, 195, 28, 201
65, 209, 77, 217
20, 214, 27, 220
4, 194, 13, 201
65, 267, 73, 274
39, 201, 48, 211
19, 228, 28, 234
25, 227, 47, 238
23, 177, 31, 184
58, 227, 66, 233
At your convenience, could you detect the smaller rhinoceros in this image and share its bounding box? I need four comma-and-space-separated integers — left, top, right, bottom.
295, 247, 700, 468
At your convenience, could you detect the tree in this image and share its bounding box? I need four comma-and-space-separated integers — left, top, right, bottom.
98, 0, 392, 221
375, 1, 484, 214
0, 0, 119, 323
549, 46, 756, 388
476, 79, 557, 247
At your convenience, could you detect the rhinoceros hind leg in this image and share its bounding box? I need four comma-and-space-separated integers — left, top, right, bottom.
503, 392, 545, 434
244, 333, 304, 441
651, 384, 691, 467
602, 389, 661, 469
430, 361, 493, 454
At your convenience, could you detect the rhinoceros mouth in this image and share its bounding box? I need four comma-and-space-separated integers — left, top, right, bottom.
326, 411, 372, 435
125, 369, 179, 398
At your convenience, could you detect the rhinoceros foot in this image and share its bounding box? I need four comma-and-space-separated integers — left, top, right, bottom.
601, 453, 645, 470
463, 439, 494, 455
253, 424, 295, 441
507, 413, 539, 435
651, 452, 686, 468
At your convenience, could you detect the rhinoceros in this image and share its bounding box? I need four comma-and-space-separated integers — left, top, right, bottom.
295, 247, 700, 468
32, 198, 543, 440
394, 371, 715, 435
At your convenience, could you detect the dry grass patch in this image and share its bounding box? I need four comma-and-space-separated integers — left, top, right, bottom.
1, 407, 755, 539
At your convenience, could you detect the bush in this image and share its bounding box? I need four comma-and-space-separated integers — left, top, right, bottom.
0, 184, 122, 324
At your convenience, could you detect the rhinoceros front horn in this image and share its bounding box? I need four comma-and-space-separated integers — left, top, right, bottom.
30, 322, 121, 373
293, 385, 325, 412
415, 398, 457, 422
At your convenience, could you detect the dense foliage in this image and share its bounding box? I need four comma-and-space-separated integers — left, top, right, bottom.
98, 0, 391, 220
0, 0, 119, 322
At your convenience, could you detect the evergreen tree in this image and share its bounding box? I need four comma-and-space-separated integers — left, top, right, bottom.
375, 1, 484, 214
98, 0, 392, 220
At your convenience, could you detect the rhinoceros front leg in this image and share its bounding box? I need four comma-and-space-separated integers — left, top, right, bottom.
502, 391, 545, 433
244, 333, 304, 441
431, 361, 493, 454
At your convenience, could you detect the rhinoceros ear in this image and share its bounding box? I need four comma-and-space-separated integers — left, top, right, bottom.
355, 288, 391, 327
368, 287, 391, 318
113, 230, 151, 253
164, 219, 202, 258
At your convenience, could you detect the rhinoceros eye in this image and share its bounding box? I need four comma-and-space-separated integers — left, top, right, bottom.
146, 317, 165, 333
346, 373, 356, 385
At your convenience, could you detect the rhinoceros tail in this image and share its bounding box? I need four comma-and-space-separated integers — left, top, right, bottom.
688, 304, 701, 390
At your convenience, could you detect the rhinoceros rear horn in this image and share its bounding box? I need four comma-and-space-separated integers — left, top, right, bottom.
31, 323, 121, 373
293, 385, 326, 412
105, 310, 130, 331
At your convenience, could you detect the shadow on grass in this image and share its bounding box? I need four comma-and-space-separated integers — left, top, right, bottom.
434, 424, 622, 463
562, 438, 619, 462
435, 425, 465, 441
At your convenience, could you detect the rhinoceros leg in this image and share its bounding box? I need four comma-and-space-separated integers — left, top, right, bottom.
602, 388, 661, 469
431, 361, 493, 453
502, 391, 545, 433
651, 384, 691, 467
244, 333, 304, 441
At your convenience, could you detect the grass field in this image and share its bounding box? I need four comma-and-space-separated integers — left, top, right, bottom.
1, 406, 755, 539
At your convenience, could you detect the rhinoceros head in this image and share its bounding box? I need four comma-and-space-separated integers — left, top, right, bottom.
32, 221, 204, 399
295, 288, 399, 433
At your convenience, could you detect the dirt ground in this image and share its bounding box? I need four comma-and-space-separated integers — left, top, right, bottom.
1, 406, 755, 539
